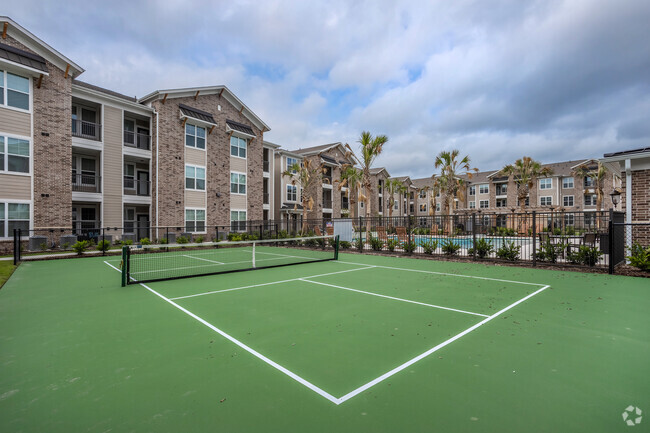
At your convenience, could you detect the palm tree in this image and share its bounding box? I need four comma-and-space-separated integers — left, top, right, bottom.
434, 150, 477, 233
337, 165, 363, 219
572, 161, 609, 229
501, 156, 553, 211
344, 131, 389, 241
385, 178, 407, 220
283, 158, 326, 235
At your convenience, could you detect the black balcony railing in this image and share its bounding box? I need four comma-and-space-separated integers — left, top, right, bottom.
322, 199, 333, 209
72, 173, 101, 193
323, 175, 332, 184
124, 131, 151, 150
263, 192, 270, 204
124, 177, 151, 196
341, 201, 349, 210
72, 119, 101, 141
263, 160, 270, 172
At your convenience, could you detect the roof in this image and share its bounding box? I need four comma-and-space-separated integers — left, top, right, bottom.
262, 140, 281, 149
391, 176, 413, 187
226, 119, 255, 137
179, 104, 217, 125
410, 177, 435, 189
293, 142, 343, 156
280, 203, 303, 211
73, 80, 137, 102
603, 147, 650, 158
138, 85, 270, 132
369, 167, 390, 177
321, 155, 338, 165
468, 159, 596, 184
0, 41, 48, 73
0, 17, 84, 78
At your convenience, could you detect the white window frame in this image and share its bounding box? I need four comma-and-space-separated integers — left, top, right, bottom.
0, 200, 31, 239
230, 171, 247, 195
124, 163, 136, 190
584, 194, 597, 206
539, 178, 552, 190
286, 157, 298, 173
562, 177, 574, 189
419, 203, 427, 212
469, 186, 476, 196
286, 184, 297, 202
0, 134, 31, 175
496, 198, 507, 208
435, 203, 441, 212
185, 164, 206, 191
185, 208, 206, 234
230, 210, 247, 232
479, 200, 489, 209
563, 195, 574, 207
0, 70, 31, 112
478, 184, 489, 194
185, 123, 206, 150
230, 136, 247, 159
540, 196, 552, 206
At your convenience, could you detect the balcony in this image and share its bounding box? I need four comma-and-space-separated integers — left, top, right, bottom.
322, 174, 332, 185
263, 192, 270, 204
341, 201, 349, 210
124, 177, 151, 196
322, 199, 333, 209
72, 173, 101, 193
124, 131, 151, 150
263, 160, 270, 173
72, 119, 101, 141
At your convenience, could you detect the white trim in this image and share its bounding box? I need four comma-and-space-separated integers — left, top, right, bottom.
183, 122, 207, 151
229, 170, 247, 195
184, 207, 207, 234
0, 132, 32, 175
185, 163, 206, 191
0, 198, 32, 239
0, 57, 49, 78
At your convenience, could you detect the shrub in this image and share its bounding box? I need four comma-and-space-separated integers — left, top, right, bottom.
140, 237, 151, 245
72, 240, 90, 255
160, 238, 168, 245
369, 236, 385, 251
97, 240, 111, 252
553, 228, 562, 236
354, 237, 364, 250
402, 240, 417, 254
496, 241, 520, 261
536, 239, 564, 263
386, 238, 400, 252
40, 242, 48, 252
565, 226, 576, 236
195, 236, 204, 244
469, 238, 493, 259
176, 236, 189, 244
627, 242, 650, 272
61, 242, 70, 251
339, 240, 352, 250
121, 239, 134, 246
420, 240, 438, 255
277, 230, 289, 239
228, 234, 242, 242
441, 240, 461, 256
316, 237, 326, 248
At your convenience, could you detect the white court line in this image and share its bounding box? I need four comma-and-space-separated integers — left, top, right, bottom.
103, 260, 550, 405
336, 284, 550, 404
336, 260, 548, 287
169, 266, 376, 300
299, 278, 489, 318
182, 254, 224, 265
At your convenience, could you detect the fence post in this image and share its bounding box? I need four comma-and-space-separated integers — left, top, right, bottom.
407, 214, 412, 250
102, 227, 106, 256
608, 219, 614, 275
471, 213, 477, 260
13, 229, 18, 265
532, 211, 537, 267
358, 216, 363, 252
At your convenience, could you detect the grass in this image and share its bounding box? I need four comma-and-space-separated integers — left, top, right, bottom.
0, 252, 648, 432
0, 260, 16, 289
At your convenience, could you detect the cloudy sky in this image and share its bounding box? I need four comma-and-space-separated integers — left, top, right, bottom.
7, 0, 650, 177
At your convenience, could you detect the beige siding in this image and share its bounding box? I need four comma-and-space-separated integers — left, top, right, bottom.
230, 193, 246, 209
0, 174, 31, 200
0, 107, 31, 137
230, 156, 246, 173
185, 148, 206, 166
103, 106, 122, 227
185, 190, 205, 208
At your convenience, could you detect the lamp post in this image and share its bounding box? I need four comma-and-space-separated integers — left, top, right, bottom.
609, 190, 621, 210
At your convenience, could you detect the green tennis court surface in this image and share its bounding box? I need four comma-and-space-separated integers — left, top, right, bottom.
0, 253, 648, 432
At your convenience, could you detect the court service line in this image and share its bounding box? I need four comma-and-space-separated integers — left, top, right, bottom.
182, 254, 225, 265
169, 265, 377, 300
335, 284, 551, 404
337, 260, 548, 287
299, 279, 489, 318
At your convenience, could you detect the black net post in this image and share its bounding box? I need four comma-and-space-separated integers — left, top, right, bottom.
121, 246, 130, 286
532, 211, 537, 267
13, 229, 19, 265
102, 227, 106, 256
471, 213, 477, 260
608, 219, 614, 275
334, 235, 340, 260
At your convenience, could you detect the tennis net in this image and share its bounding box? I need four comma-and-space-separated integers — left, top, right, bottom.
121, 235, 339, 285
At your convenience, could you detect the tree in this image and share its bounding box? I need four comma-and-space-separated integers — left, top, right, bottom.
337, 165, 363, 219
282, 158, 326, 235
385, 178, 407, 220
572, 161, 609, 229
501, 156, 553, 211
344, 131, 389, 241
434, 150, 477, 232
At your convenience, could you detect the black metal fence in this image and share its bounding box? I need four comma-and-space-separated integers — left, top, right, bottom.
611, 221, 650, 275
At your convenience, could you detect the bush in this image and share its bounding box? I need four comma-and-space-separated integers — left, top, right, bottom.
339, 240, 352, 250
386, 239, 400, 252
469, 238, 493, 259
72, 240, 90, 255
160, 238, 168, 245
627, 242, 650, 272
120, 239, 134, 246
97, 240, 110, 252
578, 245, 603, 266
40, 242, 48, 251
195, 236, 204, 244
420, 240, 438, 255
536, 239, 564, 263
402, 240, 417, 254
441, 240, 461, 256
354, 237, 364, 250
140, 237, 151, 245
316, 237, 326, 248
61, 242, 70, 251
496, 241, 520, 261
176, 236, 189, 244
369, 236, 385, 251
228, 234, 242, 242
565, 226, 576, 236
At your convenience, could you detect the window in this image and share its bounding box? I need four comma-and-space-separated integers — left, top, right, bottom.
563, 196, 574, 207
378, 180, 383, 194
230, 172, 246, 194
185, 165, 205, 190
1, 202, 30, 237
539, 178, 552, 189
419, 204, 427, 212
230, 136, 247, 158
286, 157, 298, 173
564, 214, 574, 226
469, 201, 476, 209
395, 202, 399, 210
496, 183, 507, 195
124, 208, 135, 233
0, 136, 30, 173
479, 200, 489, 209
469, 186, 476, 196
584, 213, 596, 226
540, 196, 552, 206
185, 124, 206, 149
584, 176, 594, 188
435, 203, 441, 212
286, 185, 297, 201
496, 198, 507, 208
124, 164, 135, 189
584, 194, 597, 206
0, 71, 30, 110
524, 196, 530, 207
419, 190, 426, 199
185, 209, 206, 233
562, 177, 574, 189
230, 210, 247, 231
479, 184, 489, 194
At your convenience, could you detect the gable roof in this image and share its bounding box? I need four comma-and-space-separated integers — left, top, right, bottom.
0, 17, 84, 77
179, 103, 217, 126
410, 177, 435, 189
139, 85, 270, 132
73, 80, 137, 102
0, 41, 48, 74
293, 142, 344, 156
226, 119, 255, 137
369, 167, 390, 177
603, 147, 650, 158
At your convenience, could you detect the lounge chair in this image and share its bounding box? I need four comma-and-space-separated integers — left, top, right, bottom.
395, 226, 408, 243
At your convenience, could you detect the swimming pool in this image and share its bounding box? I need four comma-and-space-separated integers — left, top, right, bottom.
412, 235, 531, 249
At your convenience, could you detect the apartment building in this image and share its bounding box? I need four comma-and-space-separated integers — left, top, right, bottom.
369, 167, 390, 217
0, 17, 272, 248
459, 159, 621, 220
411, 177, 436, 219
273, 148, 304, 224
602, 147, 650, 222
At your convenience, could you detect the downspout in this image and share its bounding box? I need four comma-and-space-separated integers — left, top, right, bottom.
625, 158, 632, 253
154, 106, 159, 240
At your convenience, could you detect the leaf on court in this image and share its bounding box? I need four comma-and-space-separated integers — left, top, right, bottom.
220, 398, 226, 403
